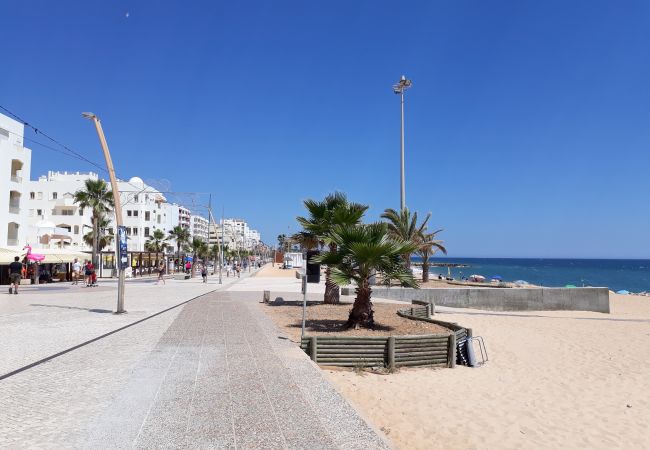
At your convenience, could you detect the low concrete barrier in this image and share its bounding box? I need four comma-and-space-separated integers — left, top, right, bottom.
371, 287, 610, 313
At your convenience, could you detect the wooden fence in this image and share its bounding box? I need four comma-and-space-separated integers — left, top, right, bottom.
300, 303, 469, 369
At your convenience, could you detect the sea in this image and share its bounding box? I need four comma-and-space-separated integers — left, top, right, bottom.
413, 257, 650, 293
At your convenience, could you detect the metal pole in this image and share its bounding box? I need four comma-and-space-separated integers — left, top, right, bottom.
87, 115, 126, 313
301, 275, 307, 339
220, 207, 224, 283
400, 90, 406, 211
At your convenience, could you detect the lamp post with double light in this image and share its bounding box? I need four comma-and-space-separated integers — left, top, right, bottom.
393, 75, 412, 211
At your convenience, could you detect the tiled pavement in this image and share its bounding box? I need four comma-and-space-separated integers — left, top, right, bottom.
0, 290, 390, 449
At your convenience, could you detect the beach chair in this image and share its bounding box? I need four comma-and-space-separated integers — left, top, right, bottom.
457, 335, 488, 367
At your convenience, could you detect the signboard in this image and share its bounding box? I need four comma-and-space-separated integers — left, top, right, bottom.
117, 225, 128, 270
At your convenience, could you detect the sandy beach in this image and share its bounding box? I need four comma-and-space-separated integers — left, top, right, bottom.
321, 292, 650, 449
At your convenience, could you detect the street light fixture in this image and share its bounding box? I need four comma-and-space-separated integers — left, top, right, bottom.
393, 75, 412, 211
82, 112, 126, 314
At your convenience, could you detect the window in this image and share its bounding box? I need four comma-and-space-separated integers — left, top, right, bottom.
37, 192, 43, 200
30, 192, 35, 200
52, 192, 58, 200
126, 227, 132, 236
144, 227, 150, 237
157, 215, 161, 224
0, 127, 9, 139
145, 211, 150, 221
134, 195, 139, 203
133, 210, 138, 217
37, 209, 42, 216
74, 225, 79, 235
127, 210, 132, 217
79, 208, 84, 216
133, 228, 139, 236
108, 228, 114, 236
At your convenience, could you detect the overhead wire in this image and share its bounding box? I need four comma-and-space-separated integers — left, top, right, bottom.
1, 104, 211, 210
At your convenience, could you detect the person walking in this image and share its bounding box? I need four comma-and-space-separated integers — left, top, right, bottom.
8, 256, 22, 295
71, 258, 81, 285
156, 262, 166, 285
201, 265, 208, 283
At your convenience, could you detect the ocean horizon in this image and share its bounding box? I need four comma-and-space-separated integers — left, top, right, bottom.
413, 257, 650, 293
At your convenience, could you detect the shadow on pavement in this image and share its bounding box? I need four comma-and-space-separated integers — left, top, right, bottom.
30, 304, 113, 314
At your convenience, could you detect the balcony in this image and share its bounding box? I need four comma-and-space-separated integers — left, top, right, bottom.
10, 175, 22, 183
7, 238, 18, 246
9, 204, 20, 214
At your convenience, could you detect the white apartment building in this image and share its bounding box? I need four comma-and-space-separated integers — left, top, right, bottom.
191, 215, 209, 242
0, 113, 32, 248
24, 173, 185, 253
210, 218, 262, 251
110, 177, 170, 252
24, 171, 95, 250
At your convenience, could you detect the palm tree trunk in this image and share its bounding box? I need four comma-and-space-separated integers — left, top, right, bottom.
191, 251, 197, 278
346, 280, 374, 329
323, 243, 340, 304
422, 254, 430, 282
92, 215, 98, 267
177, 244, 181, 273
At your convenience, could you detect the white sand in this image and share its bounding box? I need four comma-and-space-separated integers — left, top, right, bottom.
324, 293, 650, 449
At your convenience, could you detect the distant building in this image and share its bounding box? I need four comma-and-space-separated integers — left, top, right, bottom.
0, 113, 32, 248
191, 215, 209, 242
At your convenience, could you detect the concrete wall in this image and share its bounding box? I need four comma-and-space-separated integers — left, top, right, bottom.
370, 287, 610, 313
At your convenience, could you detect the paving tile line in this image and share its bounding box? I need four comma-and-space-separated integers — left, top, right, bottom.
0, 275, 251, 382
182, 300, 210, 438
241, 308, 291, 449
222, 308, 239, 450
130, 299, 206, 449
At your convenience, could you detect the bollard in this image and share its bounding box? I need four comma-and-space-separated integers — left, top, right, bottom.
310, 336, 318, 363
262, 290, 270, 303
387, 336, 395, 369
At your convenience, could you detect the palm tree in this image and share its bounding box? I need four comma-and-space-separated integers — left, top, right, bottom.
291, 231, 319, 251
145, 229, 168, 253
189, 236, 207, 277
381, 207, 430, 269
83, 214, 114, 251
417, 229, 447, 282
315, 223, 418, 329
277, 234, 287, 250
74, 179, 114, 266
209, 243, 220, 269
167, 226, 190, 272
297, 192, 368, 304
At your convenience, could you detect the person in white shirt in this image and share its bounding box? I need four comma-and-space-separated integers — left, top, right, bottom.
71, 258, 81, 285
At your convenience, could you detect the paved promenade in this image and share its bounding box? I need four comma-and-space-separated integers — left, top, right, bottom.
0, 269, 389, 449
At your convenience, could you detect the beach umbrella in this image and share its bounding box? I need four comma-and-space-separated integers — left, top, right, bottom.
616, 290, 630, 295
514, 280, 528, 285
565, 284, 576, 288
491, 275, 503, 281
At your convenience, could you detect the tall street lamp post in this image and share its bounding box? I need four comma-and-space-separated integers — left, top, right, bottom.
82, 112, 126, 314
393, 75, 412, 211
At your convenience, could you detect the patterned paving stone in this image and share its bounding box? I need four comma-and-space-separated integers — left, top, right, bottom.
1, 286, 390, 449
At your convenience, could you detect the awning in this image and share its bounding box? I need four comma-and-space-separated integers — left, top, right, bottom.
37, 248, 89, 263
0, 248, 21, 264
0, 247, 89, 264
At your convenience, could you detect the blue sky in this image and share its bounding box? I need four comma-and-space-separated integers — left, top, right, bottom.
3, 1, 650, 258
